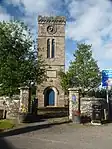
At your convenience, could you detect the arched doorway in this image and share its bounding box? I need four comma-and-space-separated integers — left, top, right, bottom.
44, 88, 55, 106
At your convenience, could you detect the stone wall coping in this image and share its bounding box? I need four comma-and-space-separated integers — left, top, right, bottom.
68, 87, 81, 91
81, 97, 105, 101
18, 86, 29, 90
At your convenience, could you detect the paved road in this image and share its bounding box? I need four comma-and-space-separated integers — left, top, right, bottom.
1, 122, 112, 149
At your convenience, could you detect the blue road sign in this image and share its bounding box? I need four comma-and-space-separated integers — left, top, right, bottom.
102, 69, 112, 86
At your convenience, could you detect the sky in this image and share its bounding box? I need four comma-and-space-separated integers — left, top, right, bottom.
0, 0, 112, 71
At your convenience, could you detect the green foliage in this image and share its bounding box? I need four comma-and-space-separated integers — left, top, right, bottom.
0, 20, 46, 97
58, 70, 70, 95
60, 43, 101, 96
87, 88, 112, 98
87, 88, 106, 98
0, 119, 15, 129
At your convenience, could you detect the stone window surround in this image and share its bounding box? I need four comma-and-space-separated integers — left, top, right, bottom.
47, 38, 56, 59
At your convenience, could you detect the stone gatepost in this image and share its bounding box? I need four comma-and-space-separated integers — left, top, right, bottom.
19, 86, 29, 113
68, 88, 80, 120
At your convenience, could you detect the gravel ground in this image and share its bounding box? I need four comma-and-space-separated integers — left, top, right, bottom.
1, 122, 112, 149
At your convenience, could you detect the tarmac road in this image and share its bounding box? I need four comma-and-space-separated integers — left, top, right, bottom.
1, 122, 112, 149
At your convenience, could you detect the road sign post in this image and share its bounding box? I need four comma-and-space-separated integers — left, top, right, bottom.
102, 69, 112, 120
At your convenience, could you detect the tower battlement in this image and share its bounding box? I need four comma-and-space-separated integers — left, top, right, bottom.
38, 15, 66, 24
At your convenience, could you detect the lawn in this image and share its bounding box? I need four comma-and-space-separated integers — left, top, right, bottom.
0, 119, 15, 131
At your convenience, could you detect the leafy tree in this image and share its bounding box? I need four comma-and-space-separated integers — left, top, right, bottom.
60, 43, 101, 96
87, 88, 106, 98
87, 87, 112, 98
0, 20, 46, 97
58, 70, 70, 95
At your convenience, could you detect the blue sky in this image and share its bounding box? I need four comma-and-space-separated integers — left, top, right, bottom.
0, 0, 112, 70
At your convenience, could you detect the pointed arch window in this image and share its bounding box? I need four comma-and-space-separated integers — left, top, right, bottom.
47, 39, 50, 58
51, 39, 55, 58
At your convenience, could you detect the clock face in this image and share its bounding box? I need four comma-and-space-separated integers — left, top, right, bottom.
47, 25, 57, 34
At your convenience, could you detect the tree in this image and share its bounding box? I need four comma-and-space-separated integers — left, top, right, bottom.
0, 20, 46, 97
58, 70, 70, 95
60, 43, 101, 96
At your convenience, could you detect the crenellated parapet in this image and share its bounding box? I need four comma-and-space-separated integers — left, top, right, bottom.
38, 15, 66, 24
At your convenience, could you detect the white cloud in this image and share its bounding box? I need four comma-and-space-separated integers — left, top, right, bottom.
3, 0, 112, 70
66, 0, 112, 70
5, 0, 61, 15
66, 52, 72, 71
0, 6, 11, 21
5, 0, 62, 41
5, 0, 21, 6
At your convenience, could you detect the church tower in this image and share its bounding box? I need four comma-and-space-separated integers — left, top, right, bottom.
37, 16, 66, 107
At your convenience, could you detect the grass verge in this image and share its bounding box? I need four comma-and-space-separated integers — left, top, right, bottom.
0, 119, 15, 131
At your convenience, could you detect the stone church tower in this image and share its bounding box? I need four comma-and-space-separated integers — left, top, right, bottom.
37, 16, 66, 107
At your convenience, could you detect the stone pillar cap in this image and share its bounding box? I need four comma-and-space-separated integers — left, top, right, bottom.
68, 87, 81, 91
18, 86, 29, 90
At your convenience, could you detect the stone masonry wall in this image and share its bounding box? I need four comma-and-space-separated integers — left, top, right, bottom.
0, 87, 30, 119
0, 95, 20, 119
80, 97, 107, 118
